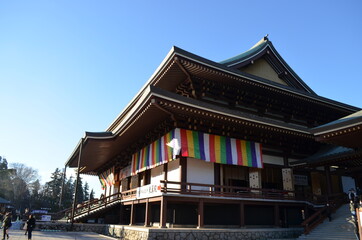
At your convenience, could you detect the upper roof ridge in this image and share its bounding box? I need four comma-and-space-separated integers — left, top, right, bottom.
249, 34, 269, 50
219, 36, 269, 66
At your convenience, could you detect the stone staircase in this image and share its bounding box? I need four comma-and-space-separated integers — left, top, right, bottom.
297, 204, 357, 240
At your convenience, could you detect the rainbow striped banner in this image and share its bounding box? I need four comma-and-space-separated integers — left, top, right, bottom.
98, 167, 115, 189
131, 128, 263, 175
131, 130, 175, 175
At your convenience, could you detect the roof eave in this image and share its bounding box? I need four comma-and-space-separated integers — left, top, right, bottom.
173, 46, 360, 113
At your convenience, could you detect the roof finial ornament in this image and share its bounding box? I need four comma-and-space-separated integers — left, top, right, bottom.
264, 34, 269, 41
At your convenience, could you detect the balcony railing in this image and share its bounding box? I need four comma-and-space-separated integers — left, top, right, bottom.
161, 180, 299, 201
64, 181, 337, 221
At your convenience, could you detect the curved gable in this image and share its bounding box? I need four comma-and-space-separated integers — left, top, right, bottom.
220, 36, 316, 95
240, 58, 288, 86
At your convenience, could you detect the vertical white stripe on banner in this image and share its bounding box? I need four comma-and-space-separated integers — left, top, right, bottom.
230, 138, 238, 165
203, 133, 210, 162
160, 134, 165, 164
255, 143, 262, 168
149, 142, 154, 169
174, 128, 181, 159
174, 128, 181, 144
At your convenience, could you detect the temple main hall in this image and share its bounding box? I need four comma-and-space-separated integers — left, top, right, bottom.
65, 36, 362, 231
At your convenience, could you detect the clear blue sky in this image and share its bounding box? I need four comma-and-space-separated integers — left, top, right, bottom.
1, 1, 361, 196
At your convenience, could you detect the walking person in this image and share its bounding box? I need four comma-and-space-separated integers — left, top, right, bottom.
0, 213, 3, 229
2, 212, 11, 240
26, 214, 36, 240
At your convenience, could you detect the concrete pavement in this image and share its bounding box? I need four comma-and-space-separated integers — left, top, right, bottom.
2, 229, 118, 240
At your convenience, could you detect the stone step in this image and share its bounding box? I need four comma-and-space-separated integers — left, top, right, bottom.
297, 204, 357, 240
299, 237, 356, 240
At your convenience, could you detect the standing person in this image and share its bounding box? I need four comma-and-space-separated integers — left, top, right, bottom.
26, 214, 36, 240
326, 203, 332, 222
350, 200, 357, 221
2, 212, 11, 240
349, 188, 356, 202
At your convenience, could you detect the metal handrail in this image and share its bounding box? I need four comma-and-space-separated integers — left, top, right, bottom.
65, 189, 137, 220
301, 193, 346, 234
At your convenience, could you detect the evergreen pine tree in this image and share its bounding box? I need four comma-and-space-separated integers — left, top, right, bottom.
83, 182, 90, 201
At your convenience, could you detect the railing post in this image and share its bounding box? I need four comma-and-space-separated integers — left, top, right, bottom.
163, 180, 167, 194
274, 204, 280, 227
197, 199, 204, 229
129, 201, 135, 226
160, 196, 167, 228
144, 198, 151, 227
240, 203, 245, 227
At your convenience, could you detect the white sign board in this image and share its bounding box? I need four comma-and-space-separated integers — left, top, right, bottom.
40, 215, 51, 221
136, 184, 162, 199
294, 175, 308, 186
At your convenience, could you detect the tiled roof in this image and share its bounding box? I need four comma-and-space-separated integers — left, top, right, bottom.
311, 110, 362, 133
0, 197, 10, 204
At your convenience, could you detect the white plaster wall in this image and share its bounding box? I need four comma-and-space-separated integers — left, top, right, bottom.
167, 159, 181, 189
187, 158, 214, 191
150, 165, 164, 185
263, 155, 284, 165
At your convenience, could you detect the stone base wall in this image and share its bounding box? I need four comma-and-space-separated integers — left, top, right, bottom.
107, 225, 303, 240
33, 222, 303, 240
34, 222, 106, 234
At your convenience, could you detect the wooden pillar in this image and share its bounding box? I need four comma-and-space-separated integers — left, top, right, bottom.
283, 156, 289, 167
180, 157, 187, 191
119, 205, 123, 224
274, 204, 280, 227
304, 205, 309, 220
129, 201, 135, 226
144, 199, 151, 227
70, 138, 83, 229
239, 202, 245, 227
325, 166, 332, 198
214, 163, 220, 193
163, 162, 168, 181
197, 199, 204, 229
160, 197, 167, 228
283, 207, 288, 228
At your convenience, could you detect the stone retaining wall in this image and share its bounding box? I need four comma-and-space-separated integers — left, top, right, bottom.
34, 222, 303, 240
34, 222, 106, 234
107, 225, 303, 240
